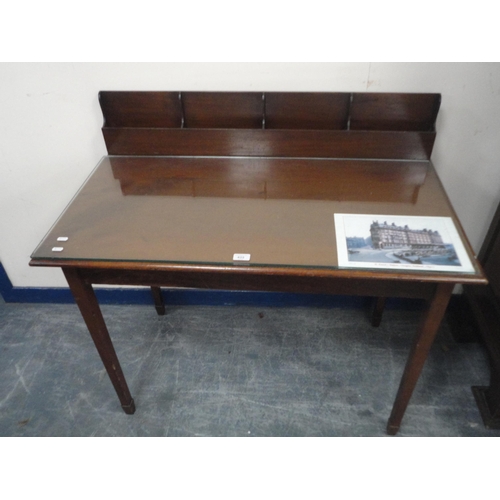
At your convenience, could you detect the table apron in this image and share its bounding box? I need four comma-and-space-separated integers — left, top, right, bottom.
72, 267, 438, 300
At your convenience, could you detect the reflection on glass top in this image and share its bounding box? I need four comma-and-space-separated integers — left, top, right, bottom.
31, 156, 459, 268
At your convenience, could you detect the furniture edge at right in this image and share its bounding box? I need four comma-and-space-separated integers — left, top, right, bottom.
464, 198, 500, 429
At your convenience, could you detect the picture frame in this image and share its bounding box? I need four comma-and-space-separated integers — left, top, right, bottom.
334, 213, 475, 273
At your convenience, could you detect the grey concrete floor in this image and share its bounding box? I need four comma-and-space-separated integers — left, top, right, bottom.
1, 294, 498, 437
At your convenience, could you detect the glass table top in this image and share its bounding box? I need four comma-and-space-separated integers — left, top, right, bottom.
31, 156, 475, 273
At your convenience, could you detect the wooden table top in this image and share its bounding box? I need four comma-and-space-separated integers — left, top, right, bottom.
30, 155, 486, 285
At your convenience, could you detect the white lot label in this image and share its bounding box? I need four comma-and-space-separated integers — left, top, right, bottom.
233, 253, 251, 261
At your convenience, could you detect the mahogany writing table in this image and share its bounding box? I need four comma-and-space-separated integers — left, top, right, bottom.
30, 92, 487, 434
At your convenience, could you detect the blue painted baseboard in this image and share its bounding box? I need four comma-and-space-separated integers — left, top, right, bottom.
0, 262, 424, 309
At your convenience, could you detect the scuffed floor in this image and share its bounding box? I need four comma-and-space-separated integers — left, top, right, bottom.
1, 297, 498, 437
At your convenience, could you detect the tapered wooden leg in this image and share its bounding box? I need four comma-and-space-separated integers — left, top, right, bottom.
151, 286, 166, 315
63, 267, 135, 414
387, 283, 454, 435
372, 297, 386, 327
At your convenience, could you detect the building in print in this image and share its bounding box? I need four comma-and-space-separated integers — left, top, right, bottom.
370, 220, 444, 250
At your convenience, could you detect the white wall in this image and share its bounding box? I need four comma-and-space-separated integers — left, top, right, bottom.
1, 62, 500, 288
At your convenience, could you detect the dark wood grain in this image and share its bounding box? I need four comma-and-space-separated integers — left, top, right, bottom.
371, 297, 387, 327
387, 282, 454, 435
350, 93, 441, 131
100, 91, 440, 159
108, 157, 429, 203
102, 128, 436, 159
182, 92, 264, 129
151, 286, 165, 315
264, 92, 351, 129
99, 91, 441, 132
63, 267, 136, 414
30, 258, 487, 287
99, 91, 182, 128
68, 266, 439, 300
29, 90, 487, 434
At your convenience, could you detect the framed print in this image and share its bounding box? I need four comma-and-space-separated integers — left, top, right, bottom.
334, 214, 475, 273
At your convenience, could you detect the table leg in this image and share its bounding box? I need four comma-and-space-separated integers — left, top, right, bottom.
151, 286, 166, 315
372, 297, 386, 327
386, 282, 454, 435
63, 267, 136, 414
